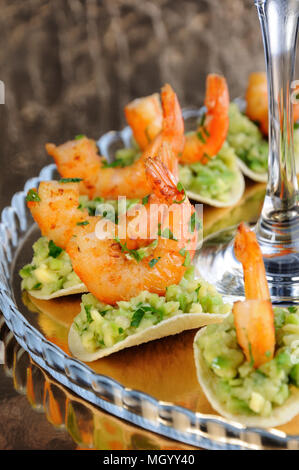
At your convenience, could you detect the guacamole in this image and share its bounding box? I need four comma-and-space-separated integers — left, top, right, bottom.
73, 266, 231, 352
178, 141, 238, 202
195, 306, 299, 417
20, 237, 82, 297
102, 144, 141, 168
228, 102, 299, 174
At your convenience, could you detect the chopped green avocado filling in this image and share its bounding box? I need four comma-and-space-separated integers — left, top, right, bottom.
74, 266, 231, 352
227, 102, 299, 174
77, 195, 139, 221
196, 306, 299, 417
178, 141, 238, 202
19, 237, 82, 296
102, 145, 141, 168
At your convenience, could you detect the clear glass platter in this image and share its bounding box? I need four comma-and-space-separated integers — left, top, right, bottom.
1, 114, 299, 450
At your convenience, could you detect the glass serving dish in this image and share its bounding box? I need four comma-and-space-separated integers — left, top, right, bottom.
0, 115, 299, 450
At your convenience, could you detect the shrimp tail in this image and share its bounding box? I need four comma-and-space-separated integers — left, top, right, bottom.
157, 140, 179, 180
234, 222, 270, 300
161, 83, 185, 155
145, 155, 183, 204
180, 73, 229, 164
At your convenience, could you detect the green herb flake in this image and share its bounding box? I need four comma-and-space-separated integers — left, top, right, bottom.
59, 178, 83, 183
130, 308, 145, 327
161, 228, 177, 241
114, 237, 145, 263
48, 240, 63, 258
248, 342, 254, 367
26, 189, 41, 202
197, 131, 206, 143
75, 134, 85, 140
203, 126, 210, 138
288, 306, 297, 313
102, 159, 127, 168
32, 282, 42, 290
142, 195, 150, 205
149, 257, 161, 268
100, 310, 109, 317
199, 113, 206, 127
84, 305, 93, 324
177, 182, 184, 192
183, 251, 191, 267
189, 211, 201, 233
174, 182, 186, 204
76, 220, 89, 226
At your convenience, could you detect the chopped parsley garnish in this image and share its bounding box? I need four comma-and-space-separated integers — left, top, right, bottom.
197, 131, 206, 143
32, 282, 42, 290
203, 126, 210, 138
130, 303, 163, 328
149, 257, 161, 268
48, 240, 63, 258
179, 248, 190, 266
102, 159, 128, 168
161, 228, 177, 241
288, 306, 297, 313
75, 134, 85, 140
183, 251, 191, 267
26, 189, 41, 202
115, 238, 158, 263
248, 342, 254, 367
199, 113, 206, 127
59, 178, 83, 183
142, 195, 150, 205
84, 305, 93, 324
99, 310, 109, 317
119, 327, 124, 334
189, 212, 201, 233
174, 182, 186, 204
294, 122, 299, 130
130, 307, 145, 327
76, 220, 89, 226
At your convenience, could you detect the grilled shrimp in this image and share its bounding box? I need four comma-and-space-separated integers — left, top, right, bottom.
46, 84, 184, 200
233, 223, 275, 368
180, 74, 229, 164
234, 222, 270, 301
66, 158, 198, 304
27, 181, 90, 249
125, 74, 229, 165
246, 72, 299, 136
124, 92, 163, 150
